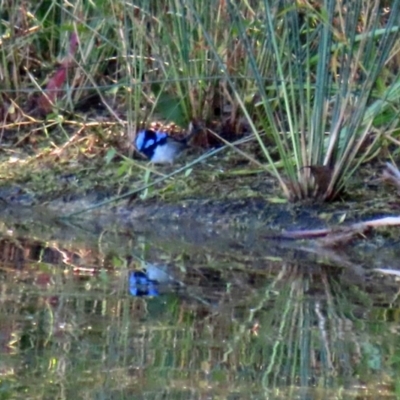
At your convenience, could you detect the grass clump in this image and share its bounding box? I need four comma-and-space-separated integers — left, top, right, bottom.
1, 0, 400, 204
207, 0, 400, 201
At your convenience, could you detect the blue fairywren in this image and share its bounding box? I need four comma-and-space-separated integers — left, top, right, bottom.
129, 263, 178, 297
135, 124, 200, 164
128, 257, 212, 305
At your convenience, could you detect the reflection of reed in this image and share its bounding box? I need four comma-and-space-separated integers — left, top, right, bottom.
0, 243, 395, 397
237, 264, 364, 391
93, 261, 391, 397
0, 225, 397, 398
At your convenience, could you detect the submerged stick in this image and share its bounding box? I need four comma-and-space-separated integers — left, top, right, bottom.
275, 216, 400, 245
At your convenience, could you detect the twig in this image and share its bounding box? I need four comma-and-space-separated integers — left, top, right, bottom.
272, 216, 400, 245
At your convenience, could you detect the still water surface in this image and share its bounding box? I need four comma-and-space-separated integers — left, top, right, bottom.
0, 211, 399, 399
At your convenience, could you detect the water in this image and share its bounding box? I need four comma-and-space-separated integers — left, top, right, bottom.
0, 210, 399, 399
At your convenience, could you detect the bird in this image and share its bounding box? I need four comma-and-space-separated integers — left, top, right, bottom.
128, 257, 213, 306
129, 263, 177, 297
134, 123, 201, 164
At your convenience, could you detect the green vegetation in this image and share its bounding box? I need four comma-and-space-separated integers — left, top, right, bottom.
0, 221, 399, 398
2, 3, 400, 396
1, 0, 400, 205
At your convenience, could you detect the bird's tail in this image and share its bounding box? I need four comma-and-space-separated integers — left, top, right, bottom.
183, 121, 204, 143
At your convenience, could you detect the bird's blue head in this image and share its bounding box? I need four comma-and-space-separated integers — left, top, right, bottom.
129, 270, 159, 297
135, 129, 186, 164
128, 264, 173, 297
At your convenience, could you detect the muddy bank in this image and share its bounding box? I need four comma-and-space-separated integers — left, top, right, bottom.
0, 179, 397, 231
1, 182, 400, 289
